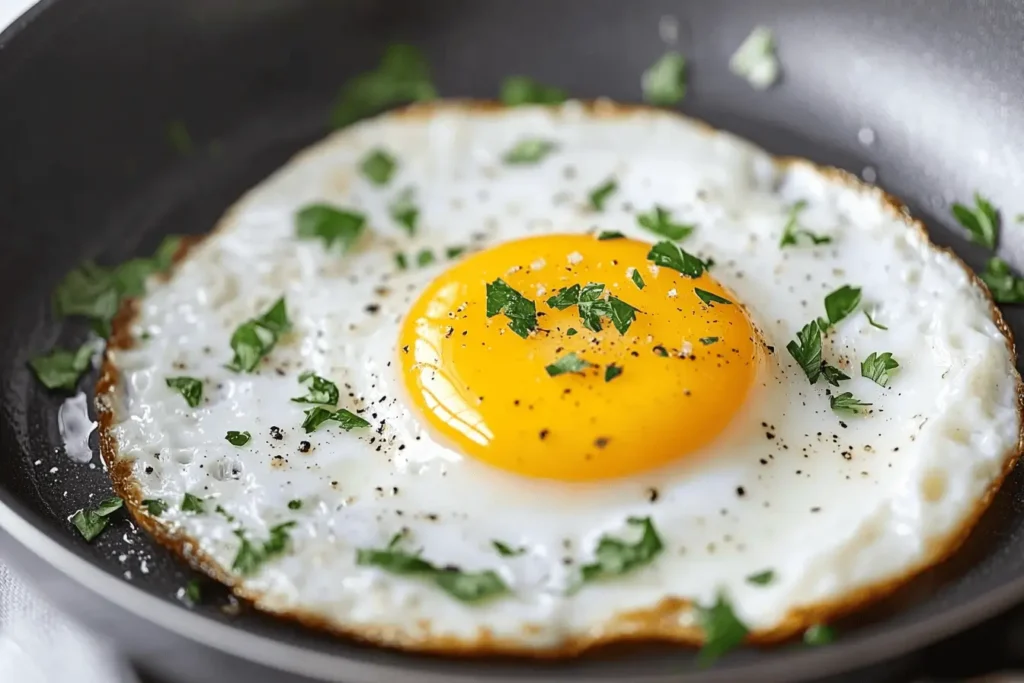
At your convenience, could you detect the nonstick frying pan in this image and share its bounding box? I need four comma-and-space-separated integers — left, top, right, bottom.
3, 1, 1024, 682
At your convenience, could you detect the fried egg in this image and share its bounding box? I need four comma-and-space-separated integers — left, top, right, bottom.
97, 101, 1022, 654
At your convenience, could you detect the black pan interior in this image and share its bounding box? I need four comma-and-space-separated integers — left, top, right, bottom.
4, 0, 1024, 681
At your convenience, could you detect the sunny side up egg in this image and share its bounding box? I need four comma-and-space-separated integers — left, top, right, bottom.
97, 101, 1022, 654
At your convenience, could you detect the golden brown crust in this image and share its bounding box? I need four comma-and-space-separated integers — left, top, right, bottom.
94, 100, 1024, 657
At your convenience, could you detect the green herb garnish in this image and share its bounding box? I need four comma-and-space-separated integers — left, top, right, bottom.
226, 297, 291, 372
165, 377, 203, 408
804, 624, 835, 646
295, 204, 366, 252
492, 540, 526, 557
331, 43, 437, 128
607, 296, 640, 333
395, 252, 408, 270
301, 406, 371, 434
597, 230, 625, 240
746, 569, 775, 586
499, 76, 567, 105
697, 591, 749, 666
647, 241, 705, 278
951, 192, 999, 249
360, 148, 397, 185
864, 310, 889, 330
579, 517, 663, 584
642, 52, 687, 105
503, 139, 557, 165
291, 372, 339, 405
545, 352, 593, 377
288, 499, 303, 510
566, 327, 578, 336
142, 499, 168, 517
486, 279, 537, 339
699, 337, 719, 345
445, 246, 466, 259
820, 364, 850, 387
389, 187, 418, 235
232, 521, 297, 576
980, 257, 1024, 303
830, 392, 872, 414
822, 285, 861, 328
779, 200, 831, 247
588, 179, 618, 211
604, 364, 623, 382
416, 249, 435, 267
861, 352, 899, 387
548, 283, 639, 334
637, 206, 694, 241
29, 342, 95, 391
226, 430, 251, 446
695, 288, 732, 307
184, 579, 202, 604
182, 493, 205, 514
787, 320, 823, 384
71, 496, 123, 542
546, 284, 582, 310
631, 269, 645, 290
357, 541, 508, 603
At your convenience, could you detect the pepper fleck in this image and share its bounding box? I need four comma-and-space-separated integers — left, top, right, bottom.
298, 441, 311, 453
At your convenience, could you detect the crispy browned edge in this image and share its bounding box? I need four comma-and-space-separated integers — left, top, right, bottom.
94, 99, 1024, 657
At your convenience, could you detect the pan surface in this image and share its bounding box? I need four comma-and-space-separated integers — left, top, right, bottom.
3, 1, 1024, 682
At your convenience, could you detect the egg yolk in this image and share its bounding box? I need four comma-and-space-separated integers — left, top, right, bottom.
397, 234, 761, 481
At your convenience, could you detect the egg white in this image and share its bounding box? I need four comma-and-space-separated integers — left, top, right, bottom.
98, 101, 1022, 653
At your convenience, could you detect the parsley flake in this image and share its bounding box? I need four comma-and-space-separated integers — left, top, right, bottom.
699, 337, 719, 345
503, 139, 557, 165
597, 230, 625, 240
445, 246, 466, 259
331, 43, 437, 128
389, 187, 418, 235
360, 148, 397, 185
291, 372, 339, 405
787, 320, 823, 384
637, 206, 694, 241
631, 269, 645, 290
647, 241, 705, 278
394, 252, 408, 270
142, 499, 168, 517
820, 364, 850, 387
580, 517, 663, 585
830, 392, 872, 414
182, 493, 205, 514
566, 327, 578, 336
588, 179, 618, 212
288, 499, 303, 510
822, 285, 861, 327
301, 406, 371, 434
545, 352, 593, 377
864, 309, 889, 330
695, 288, 732, 307
951, 192, 999, 249
779, 200, 831, 247
607, 296, 640, 333
29, 342, 95, 391
295, 204, 366, 252
548, 283, 639, 334
416, 249, 435, 267
227, 298, 291, 372
861, 352, 899, 387
499, 76, 567, 105
232, 521, 297, 576
980, 257, 1024, 303
492, 540, 526, 557
804, 624, 835, 646
642, 52, 687, 105
357, 540, 509, 603
165, 377, 202, 407
184, 579, 202, 604
697, 591, 749, 666
546, 284, 581, 310
604, 364, 623, 382
486, 279, 537, 338
71, 496, 123, 542
226, 430, 251, 446
746, 569, 775, 586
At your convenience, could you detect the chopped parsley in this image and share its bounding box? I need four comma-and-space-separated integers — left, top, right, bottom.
951, 192, 999, 249
980, 257, 1024, 303
830, 392, 871, 414
416, 249, 435, 267
631, 269, 645, 290
745, 569, 775, 586
165, 377, 202, 408
301, 406, 371, 434
607, 296, 640, 333
820, 364, 850, 387
71, 496, 123, 542
486, 279, 537, 339
389, 187, 418, 235
864, 309, 889, 330
597, 230, 625, 240
499, 75, 567, 105
637, 206, 694, 241
642, 52, 687, 105
699, 337, 719, 345
142, 498, 168, 517
288, 499, 303, 510
566, 328, 578, 336
232, 521, 297, 576
787, 320, 823, 384
394, 252, 408, 270
779, 200, 831, 247
360, 148, 397, 185
695, 288, 732, 307
29, 341, 95, 391
291, 372, 339, 405
647, 240, 705, 278
545, 352, 593, 377
577, 284, 607, 332
547, 283, 639, 334
226, 430, 251, 446
604, 364, 623, 382
822, 285, 861, 328
445, 246, 467, 259
503, 139, 557, 165
861, 352, 899, 387
588, 179, 618, 211
226, 297, 291, 372
182, 493, 205, 514
546, 284, 582, 310
579, 517, 663, 584
357, 540, 508, 603
331, 43, 437, 128
697, 591, 749, 666
804, 624, 835, 646
184, 578, 202, 604
491, 540, 526, 557
295, 204, 366, 252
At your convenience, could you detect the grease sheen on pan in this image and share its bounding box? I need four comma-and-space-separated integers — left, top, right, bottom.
98, 101, 1022, 653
